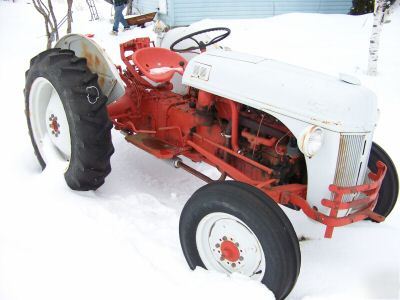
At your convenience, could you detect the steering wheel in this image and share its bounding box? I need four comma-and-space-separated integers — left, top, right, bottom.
170, 27, 231, 53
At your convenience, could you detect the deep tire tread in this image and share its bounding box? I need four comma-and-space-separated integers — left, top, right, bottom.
83, 73, 98, 84
71, 57, 87, 65
60, 66, 87, 75
59, 49, 75, 55
48, 52, 74, 64
25, 48, 114, 191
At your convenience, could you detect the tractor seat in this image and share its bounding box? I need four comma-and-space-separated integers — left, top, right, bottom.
132, 47, 187, 83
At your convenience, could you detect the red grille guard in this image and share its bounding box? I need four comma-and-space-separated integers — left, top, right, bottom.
283, 161, 387, 238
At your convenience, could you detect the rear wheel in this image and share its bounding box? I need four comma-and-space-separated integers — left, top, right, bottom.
25, 48, 114, 191
179, 181, 301, 300
368, 142, 399, 218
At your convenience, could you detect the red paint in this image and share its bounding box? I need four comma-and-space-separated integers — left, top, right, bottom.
265, 162, 386, 238
242, 130, 278, 148
221, 241, 240, 262
133, 47, 187, 83
108, 37, 387, 239
197, 90, 214, 108
228, 100, 239, 152
50, 118, 59, 133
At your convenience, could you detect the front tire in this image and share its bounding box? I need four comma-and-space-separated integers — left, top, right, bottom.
179, 181, 301, 300
368, 142, 399, 218
25, 48, 114, 191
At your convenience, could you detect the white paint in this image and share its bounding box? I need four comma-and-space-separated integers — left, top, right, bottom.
29, 77, 72, 165
190, 63, 211, 81
55, 34, 125, 104
196, 212, 266, 281
183, 49, 379, 133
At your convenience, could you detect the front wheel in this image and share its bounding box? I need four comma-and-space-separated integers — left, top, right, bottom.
368, 142, 399, 218
179, 181, 301, 300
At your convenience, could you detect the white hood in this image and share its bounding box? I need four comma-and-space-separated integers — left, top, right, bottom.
182, 49, 378, 133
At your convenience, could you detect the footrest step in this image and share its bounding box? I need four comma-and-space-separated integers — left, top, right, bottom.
126, 133, 180, 159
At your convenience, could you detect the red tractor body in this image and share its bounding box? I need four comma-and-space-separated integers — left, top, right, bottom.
26, 29, 398, 299
107, 37, 386, 238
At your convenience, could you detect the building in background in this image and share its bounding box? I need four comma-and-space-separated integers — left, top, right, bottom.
136, 0, 353, 27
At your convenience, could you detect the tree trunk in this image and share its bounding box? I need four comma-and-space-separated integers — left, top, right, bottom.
126, 0, 133, 15
367, 0, 385, 76
67, 0, 73, 34
46, 21, 52, 49
47, 0, 59, 41
32, 0, 53, 49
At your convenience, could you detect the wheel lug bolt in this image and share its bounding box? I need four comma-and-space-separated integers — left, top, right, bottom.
231, 263, 236, 268
220, 256, 225, 261
235, 242, 239, 247
222, 236, 227, 241
239, 256, 244, 261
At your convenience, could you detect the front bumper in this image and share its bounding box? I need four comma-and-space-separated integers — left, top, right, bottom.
282, 161, 387, 238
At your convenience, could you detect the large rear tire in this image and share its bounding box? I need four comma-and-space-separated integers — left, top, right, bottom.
25, 48, 114, 191
179, 181, 301, 300
368, 142, 398, 218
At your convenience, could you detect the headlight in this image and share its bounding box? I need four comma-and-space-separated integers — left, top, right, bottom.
298, 126, 324, 157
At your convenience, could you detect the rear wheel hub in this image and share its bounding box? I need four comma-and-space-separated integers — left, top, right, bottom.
49, 114, 60, 137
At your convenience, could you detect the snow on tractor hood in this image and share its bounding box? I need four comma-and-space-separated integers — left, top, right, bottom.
182, 49, 379, 133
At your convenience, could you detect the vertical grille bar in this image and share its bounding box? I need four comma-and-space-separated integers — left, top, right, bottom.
333, 134, 366, 202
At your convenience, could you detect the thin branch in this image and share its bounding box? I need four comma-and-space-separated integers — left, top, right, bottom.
47, 0, 59, 40
67, 0, 73, 33
38, 0, 50, 16
32, 0, 48, 18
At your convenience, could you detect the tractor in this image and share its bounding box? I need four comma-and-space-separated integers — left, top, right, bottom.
24, 27, 398, 299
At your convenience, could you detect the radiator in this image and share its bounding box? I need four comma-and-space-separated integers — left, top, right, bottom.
333, 134, 368, 202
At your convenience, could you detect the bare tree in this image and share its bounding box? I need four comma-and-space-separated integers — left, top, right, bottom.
67, 0, 73, 34
32, 0, 59, 49
47, 0, 59, 41
126, 0, 133, 15
126, 0, 141, 15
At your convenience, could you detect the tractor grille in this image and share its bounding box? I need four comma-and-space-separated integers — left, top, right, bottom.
333, 134, 367, 202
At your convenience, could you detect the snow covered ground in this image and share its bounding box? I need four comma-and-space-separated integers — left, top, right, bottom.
0, 1, 399, 299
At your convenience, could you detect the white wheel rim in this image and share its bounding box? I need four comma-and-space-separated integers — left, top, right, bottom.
29, 77, 71, 166
196, 212, 266, 281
